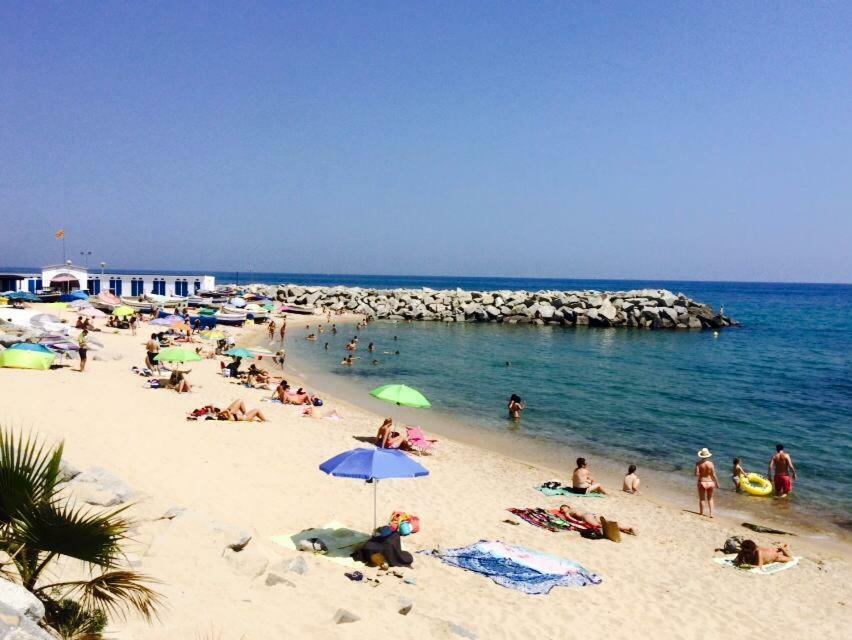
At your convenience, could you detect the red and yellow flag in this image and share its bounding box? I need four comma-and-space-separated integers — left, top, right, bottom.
55, 229, 64, 239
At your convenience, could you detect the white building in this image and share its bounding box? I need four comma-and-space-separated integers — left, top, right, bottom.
10, 264, 215, 297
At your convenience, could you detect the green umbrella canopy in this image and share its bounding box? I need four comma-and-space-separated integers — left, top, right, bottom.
224, 348, 255, 359
112, 305, 135, 317
0, 349, 55, 370
370, 384, 432, 409
154, 347, 203, 363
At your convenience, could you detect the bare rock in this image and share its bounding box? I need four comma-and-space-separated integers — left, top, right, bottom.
332, 609, 360, 624
222, 547, 268, 579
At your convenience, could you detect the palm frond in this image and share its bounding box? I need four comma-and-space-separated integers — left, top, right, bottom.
47, 570, 163, 622
0, 430, 63, 525
12, 500, 133, 571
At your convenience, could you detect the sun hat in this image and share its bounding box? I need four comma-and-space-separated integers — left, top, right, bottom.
697, 448, 713, 458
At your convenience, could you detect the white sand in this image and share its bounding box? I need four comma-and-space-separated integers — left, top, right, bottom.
2, 307, 851, 639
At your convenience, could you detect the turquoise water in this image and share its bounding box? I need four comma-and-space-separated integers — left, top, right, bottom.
281, 280, 852, 527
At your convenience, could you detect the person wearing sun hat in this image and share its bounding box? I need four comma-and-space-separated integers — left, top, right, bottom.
695, 447, 720, 518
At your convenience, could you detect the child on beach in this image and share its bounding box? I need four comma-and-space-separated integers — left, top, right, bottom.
732, 457, 747, 492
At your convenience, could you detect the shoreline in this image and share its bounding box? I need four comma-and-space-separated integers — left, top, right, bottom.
250, 316, 852, 552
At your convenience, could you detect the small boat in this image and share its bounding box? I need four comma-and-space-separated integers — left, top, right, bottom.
280, 304, 317, 315
36, 290, 61, 303
120, 297, 154, 312
145, 293, 184, 308
213, 310, 247, 326
89, 292, 121, 311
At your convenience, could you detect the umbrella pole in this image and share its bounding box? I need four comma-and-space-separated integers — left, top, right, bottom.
373, 479, 378, 533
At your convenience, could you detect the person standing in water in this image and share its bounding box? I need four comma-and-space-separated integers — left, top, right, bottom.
768, 444, 797, 498
507, 394, 525, 421
695, 448, 720, 518
732, 457, 747, 492
279, 319, 286, 342
268, 320, 276, 340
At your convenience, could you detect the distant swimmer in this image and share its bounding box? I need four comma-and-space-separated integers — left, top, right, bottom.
507, 394, 525, 421
393, 336, 398, 341
695, 448, 720, 518
324, 342, 329, 350
368, 342, 375, 352
371, 359, 379, 365
345, 340, 357, 351
331, 324, 337, 334
340, 354, 355, 366
768, 444, 797, 498
306, 333, 317, 341
505, 361, 511, 367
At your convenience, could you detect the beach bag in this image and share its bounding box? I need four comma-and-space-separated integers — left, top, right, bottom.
312, 398, 323, 407
389, 511, 420, 534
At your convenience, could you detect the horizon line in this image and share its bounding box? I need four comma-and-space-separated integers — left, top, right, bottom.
1, 265, 850, 287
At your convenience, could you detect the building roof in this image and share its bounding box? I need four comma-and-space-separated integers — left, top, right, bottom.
42, 264, 87, 271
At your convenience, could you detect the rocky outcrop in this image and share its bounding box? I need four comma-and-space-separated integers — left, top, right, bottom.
0, 580, 56, 640
263, 285, 737, 330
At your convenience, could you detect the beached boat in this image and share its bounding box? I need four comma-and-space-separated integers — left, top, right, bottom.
280, 304, 317, 315
89, 292, 121, 311
145, 293, 184, 308
35, 290, 61, 303
119, 297, 154, 312
213, 310, 247, 325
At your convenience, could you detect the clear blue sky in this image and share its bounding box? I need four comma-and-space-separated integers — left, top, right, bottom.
1, 1, 850, 282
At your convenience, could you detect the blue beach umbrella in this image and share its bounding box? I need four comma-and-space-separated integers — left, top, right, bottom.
319, 447, 429, 530
224, 348, 255, 359
60, 291, 88, 302
5, 291, 40, 302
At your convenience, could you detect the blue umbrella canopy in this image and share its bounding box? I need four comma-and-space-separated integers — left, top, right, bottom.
59, 291, 89, 302
320, 447, 429, 480
5, 291, 40, 302
9, 343, 54, 354
319, 448, 429, 531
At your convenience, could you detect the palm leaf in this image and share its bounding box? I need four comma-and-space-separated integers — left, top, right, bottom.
0, 430, 63, 525
12, 500, 132, 570
46, 570, 163, 622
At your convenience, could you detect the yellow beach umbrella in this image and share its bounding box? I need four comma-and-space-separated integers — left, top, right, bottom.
112, 305, 135, 317
0, 349, 55, 370
200, 329, 225, 340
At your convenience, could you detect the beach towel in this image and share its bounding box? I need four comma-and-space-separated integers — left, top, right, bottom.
713, 554, 801, 575
425, 541, 601, 594
508, 508, 597, 533
537, 484, 605, 498
271, 521, 370, 568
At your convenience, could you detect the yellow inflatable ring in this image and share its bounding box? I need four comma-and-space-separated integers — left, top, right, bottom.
740, 472, 773, 496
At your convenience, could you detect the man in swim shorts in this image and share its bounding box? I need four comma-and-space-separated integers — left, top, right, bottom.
768, 443, 797, 498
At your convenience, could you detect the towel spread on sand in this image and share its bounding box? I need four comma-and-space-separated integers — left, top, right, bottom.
425, 540, 602, 594
537, 485, 605, 498
713, 554, 801, 574
271, 521, 370, 568
508, 508, 598, 533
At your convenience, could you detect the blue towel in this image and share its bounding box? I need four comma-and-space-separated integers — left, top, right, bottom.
425, 540, 602, 595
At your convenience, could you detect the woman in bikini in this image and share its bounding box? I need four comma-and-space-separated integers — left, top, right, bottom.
218, 399, 267, 422
556, 504, 637, 535
376, 418, 406, 449
734, 539, 793, 567
695, 448, 720, 518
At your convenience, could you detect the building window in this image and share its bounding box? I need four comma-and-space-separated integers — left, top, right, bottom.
86, 279, 101, 295
152, 279, 166, 295
109, 278, 123, 296
175, 279, 188, 296
131, 279, 144, 296
194, 280, 201, 293
28, 278, 43, 293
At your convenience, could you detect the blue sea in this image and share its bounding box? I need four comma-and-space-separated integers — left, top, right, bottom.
255, 274, 851, 528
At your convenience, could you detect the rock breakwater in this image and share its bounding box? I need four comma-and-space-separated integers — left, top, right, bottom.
261, 285, 737, 330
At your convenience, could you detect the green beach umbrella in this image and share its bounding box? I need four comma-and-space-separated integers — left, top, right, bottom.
0, 349, 55, 370
154, 347, 203, 363
370, 384, 432, 409
224, 348, 255, 359
112, 305, 135, 317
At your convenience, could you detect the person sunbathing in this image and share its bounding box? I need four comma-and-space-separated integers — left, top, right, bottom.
167, 369, 192, 393
556, 504, 637, 535
284, 388, 312, 405
217, 399, 267, 422
272, 380, 290, 402
734, 540, 792, 568
246, 364, 271, 387
376, 418, 406, 449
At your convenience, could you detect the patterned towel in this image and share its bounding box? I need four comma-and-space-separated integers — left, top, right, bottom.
425, 540, 602, 594
508, 508, 598, 533
537, 484, 605, 498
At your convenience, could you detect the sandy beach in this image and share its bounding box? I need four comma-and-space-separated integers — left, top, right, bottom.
2, 306, 851, 640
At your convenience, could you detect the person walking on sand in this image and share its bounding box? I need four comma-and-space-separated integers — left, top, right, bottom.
77, 329, 89, 372
268, 319, 276, 340
695, 448, 720, 517
279, 319, 286, 342
768, 443, 797, 498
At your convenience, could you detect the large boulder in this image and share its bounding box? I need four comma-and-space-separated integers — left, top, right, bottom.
0, 581, 44, 624
67, 467, 133, 506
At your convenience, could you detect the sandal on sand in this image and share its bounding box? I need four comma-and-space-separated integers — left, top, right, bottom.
344, 571, 363, 582
502, 519, 520, 526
